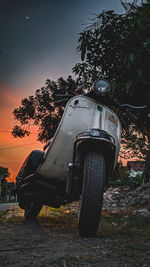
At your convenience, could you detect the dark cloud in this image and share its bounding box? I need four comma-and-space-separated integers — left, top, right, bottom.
0, 0, 124, 88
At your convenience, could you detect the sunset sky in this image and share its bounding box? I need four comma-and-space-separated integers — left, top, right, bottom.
0, 0, 125, 182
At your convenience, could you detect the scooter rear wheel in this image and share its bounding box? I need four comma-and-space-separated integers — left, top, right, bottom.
24, 199, 43, 220
16, 150, 44, 218
78, 151, 106, 237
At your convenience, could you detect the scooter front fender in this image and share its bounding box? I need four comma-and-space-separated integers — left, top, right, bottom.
73, 129, 116, 172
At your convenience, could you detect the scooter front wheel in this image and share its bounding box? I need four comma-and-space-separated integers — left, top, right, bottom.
78, 151, 106, 237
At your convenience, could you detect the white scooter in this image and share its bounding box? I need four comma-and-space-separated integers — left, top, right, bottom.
16, 78, 145, 236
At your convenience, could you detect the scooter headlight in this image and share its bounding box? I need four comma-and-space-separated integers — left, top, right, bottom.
92, 79, 111, 96
90, 129, 100, 137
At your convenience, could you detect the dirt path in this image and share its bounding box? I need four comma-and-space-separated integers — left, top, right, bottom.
0, 204, 150, 267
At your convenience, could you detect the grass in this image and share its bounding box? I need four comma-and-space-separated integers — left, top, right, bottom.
0, 210, 8, 219
1, 204, 150, 235
38, 208, 150, 266
0, 204, 150, 266
0, 200, 5, 204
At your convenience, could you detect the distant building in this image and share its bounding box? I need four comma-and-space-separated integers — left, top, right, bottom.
127, 161, 145, 172
127, 161, 145, 177
6, 182, 16, 201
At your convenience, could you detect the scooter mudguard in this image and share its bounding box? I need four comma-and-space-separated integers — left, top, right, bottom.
38, 95, 121, 181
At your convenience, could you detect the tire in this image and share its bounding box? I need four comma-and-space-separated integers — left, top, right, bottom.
78, 151, 106, 237
16, 150, 44, 218
24, 200, 43, 220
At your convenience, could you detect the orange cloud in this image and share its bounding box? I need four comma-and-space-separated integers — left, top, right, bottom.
0, 82, 43, 182
0, 82, 21, 131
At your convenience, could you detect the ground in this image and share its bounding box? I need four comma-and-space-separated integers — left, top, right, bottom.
0, 186, 150, 267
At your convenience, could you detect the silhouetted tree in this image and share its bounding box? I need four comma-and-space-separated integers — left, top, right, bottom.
12, 76, 82, 142
0, 166, 10, 198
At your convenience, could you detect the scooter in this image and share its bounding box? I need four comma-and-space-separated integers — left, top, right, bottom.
16, 78, 146, 236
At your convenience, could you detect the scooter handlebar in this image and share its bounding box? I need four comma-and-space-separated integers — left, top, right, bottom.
114, 101, 147, 110
54, 94, 74, 97
54, 98, 69, 103
119, 104, 147, 110
114, 101, 147, 122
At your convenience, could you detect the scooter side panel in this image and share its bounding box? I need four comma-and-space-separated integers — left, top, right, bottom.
38, 96, 100, 180
101, 106, 121, 166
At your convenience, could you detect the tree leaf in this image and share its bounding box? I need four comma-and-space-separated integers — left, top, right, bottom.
143, 39, 150, 48
137, 70, 142, 76
129, 53, 135, 63
125, 80, 132, 92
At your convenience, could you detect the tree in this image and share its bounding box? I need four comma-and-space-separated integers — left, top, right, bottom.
0, 166, 10, 199
12, 76, 81, 142
73, 2, 150, 180
0, 166, 10, 179
73, 3, 150, 105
